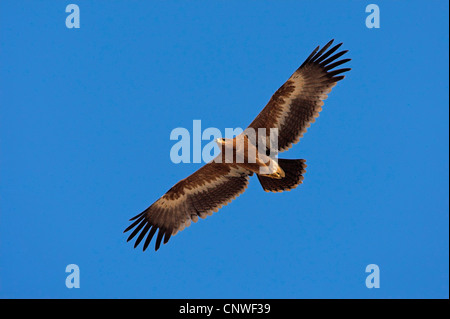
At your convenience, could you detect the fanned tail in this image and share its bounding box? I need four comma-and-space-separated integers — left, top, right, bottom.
257, 159, 307, 192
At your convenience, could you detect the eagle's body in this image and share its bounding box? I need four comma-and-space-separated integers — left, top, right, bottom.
216, 136, 285, 178
125, 40, 351, 251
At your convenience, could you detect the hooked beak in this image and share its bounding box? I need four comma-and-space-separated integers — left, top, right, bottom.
216, 138, 226, 145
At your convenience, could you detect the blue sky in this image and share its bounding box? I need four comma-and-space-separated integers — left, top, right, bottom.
0, 1, 448, 299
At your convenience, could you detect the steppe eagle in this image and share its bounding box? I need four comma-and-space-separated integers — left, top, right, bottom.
124, 39, 351, 251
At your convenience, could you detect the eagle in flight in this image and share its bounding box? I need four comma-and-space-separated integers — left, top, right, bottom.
125, 40, 351, 251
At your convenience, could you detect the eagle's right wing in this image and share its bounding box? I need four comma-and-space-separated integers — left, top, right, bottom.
124, 162, 252, 251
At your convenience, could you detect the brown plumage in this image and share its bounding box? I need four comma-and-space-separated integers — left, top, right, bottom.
257, 159, 307, 192
125, 39, 351, 251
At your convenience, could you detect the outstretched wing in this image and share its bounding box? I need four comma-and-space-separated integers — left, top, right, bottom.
247, 39, 351, 152
124, 162, 252, 251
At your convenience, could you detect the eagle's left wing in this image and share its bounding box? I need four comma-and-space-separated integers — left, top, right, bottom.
124, 162, 252, 251
246, 39, 351, 152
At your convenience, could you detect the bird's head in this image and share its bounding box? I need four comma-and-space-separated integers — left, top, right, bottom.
215, 138, 234, 153
215, 137, 227, 145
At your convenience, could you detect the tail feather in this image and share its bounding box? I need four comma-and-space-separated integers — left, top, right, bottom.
257, 159, 307, 192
